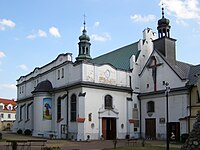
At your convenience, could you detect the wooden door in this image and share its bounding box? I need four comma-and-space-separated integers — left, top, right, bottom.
102, 118, 116, 140
145, 118, 156, 139
102, 118, 107, 140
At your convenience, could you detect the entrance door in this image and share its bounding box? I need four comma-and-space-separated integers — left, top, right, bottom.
102, 118, 116, 140
168, 122, 180, 141
145, 118, 156, 139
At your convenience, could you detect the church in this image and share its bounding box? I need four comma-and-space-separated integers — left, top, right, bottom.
13, 9, 200, 141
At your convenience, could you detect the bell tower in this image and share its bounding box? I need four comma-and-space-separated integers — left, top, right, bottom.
153, 6, 176, 65
76, 17, 92, 62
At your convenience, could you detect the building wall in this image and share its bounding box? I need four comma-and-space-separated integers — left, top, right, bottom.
189, 86, 200, 132
82, 87, 132, 140
140, 92, 188, 139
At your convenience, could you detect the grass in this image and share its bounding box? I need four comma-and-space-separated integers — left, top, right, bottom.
104, 146, 180, 150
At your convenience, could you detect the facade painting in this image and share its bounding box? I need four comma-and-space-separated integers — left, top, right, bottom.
43, 98, 52, 120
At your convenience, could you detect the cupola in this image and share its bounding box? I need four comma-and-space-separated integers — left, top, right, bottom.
76, 19, 92, 62
157, 7, 171, 38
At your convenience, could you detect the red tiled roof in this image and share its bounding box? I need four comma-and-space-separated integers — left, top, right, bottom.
0, 98, 16, 106
0, 98, 17, 111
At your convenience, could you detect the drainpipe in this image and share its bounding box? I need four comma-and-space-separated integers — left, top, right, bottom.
189, 86, 192, 133
138, 95, 142, 139
66, 90, 69, 139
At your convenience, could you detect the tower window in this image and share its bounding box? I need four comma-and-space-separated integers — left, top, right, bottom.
82, 47, 85, 54
86, 47, 89, 54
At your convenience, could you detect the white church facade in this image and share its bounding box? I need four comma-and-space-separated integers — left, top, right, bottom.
13, 10, 200, 141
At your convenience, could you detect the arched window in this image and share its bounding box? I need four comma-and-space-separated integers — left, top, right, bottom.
57, 97, 62, 121
147, 101, 155, 113
105, 95, 113, 109
71, 94, 77, 122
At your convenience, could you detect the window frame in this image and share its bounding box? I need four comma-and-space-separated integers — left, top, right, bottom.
70, 94, 77, 122
104, 95, 113, 110
57, 97, 62, 121
147, 101, 155, 113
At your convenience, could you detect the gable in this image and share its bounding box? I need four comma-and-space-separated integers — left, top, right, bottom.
139, 50, 188, 93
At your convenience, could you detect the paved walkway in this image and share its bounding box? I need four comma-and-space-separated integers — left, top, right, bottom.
0, 131, 128, 150
0, 131, 181, 150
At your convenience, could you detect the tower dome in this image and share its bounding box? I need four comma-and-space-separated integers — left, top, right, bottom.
79, 28, 90, 41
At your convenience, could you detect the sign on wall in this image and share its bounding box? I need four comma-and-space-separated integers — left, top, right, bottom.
43, 98, 52, 120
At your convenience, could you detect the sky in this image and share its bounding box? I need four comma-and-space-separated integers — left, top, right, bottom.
1, 0, 200, 99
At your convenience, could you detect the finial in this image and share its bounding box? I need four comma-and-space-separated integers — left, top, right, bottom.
161, 2, 165, 18
83, 14, 86, 30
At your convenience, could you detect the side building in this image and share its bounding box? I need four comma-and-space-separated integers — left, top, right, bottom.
0, 98, 16, 131
134, 9, 200, 142
13, 23, 155, 140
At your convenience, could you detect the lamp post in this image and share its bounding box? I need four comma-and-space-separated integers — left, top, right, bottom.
165, 82, 170, 150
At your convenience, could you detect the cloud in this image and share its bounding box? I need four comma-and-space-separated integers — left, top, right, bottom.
26, 34, 36, 39
162, 0, 200, 20
0, 51, 5, 58
176, 19, 188, 26
130, 14, 156, 23
49, 26, 61, 38
93, 21, 100, 28
18, 64, 29, 71
0, 19, 16, 31
38, 29, 47, 37
0, 83, 16, 90
26, 29, 47, 39
91, 33, 111, 42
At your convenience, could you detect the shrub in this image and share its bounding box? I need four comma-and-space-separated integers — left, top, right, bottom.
17, 129, 23, 134
24, 129, 32, 135
181, 133, 189, 143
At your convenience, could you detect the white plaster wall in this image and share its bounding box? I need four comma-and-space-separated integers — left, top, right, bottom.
82, 87, 131, 140
17, 63, 82, 101
141, 93, 188, 139
32, 93, 52, 137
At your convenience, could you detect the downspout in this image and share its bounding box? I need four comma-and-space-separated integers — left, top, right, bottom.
188, 86, 192, 133
138, 95, 142, 138
66, 90, 69, 139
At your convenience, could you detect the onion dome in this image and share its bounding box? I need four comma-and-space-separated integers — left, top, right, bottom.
79, 28, 90, 41
158, 7, 170, 26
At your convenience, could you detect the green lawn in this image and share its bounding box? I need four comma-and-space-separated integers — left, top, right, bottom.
104, 146, 180, 150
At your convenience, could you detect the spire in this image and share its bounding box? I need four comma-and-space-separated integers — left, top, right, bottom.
162, 4, 164, 18
76, 15, 92, 62
83, 14, 86, 30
